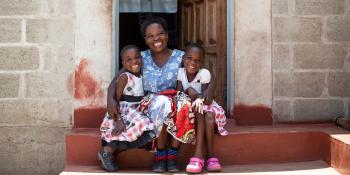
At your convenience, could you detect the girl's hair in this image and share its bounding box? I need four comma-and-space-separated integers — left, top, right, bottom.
140, 16, 168, 38
184, 42, 205, 53
120, 45, 139, 58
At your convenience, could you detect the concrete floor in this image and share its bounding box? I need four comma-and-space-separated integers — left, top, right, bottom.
61, 160, 340, 175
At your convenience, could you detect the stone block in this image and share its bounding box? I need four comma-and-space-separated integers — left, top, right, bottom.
294, 99, 344, 122
0, 127, 68, 175
273, 44, 291, 70
0, 47, 39, 70
273, 100, 293, 122
294, 44, 346, 69
296, 0, 345, 15
273, 17, 322, 42
294, 72, 325, 97
0, 19, 21, 42
36, 99, 72, 127
328, 72, 350, 97
41, 46, 75, 72
327, 16, 350, 41
0, 100, 38, 125
27, 19, 74, 47
46, 0, 75, 16
0, 0, 41, 15
274, 72, 294, 97
25, 72, 70, 98
272, 0, 289, 14
0, 74, 19, 97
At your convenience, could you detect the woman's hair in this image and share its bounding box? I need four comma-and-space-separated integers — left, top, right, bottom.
140, 16, 168, 38
120, 45, 139, 58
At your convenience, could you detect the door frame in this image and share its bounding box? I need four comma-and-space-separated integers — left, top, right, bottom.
112, 0, 235, 112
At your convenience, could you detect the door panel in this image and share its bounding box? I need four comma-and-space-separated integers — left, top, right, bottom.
181, 0, 227, 110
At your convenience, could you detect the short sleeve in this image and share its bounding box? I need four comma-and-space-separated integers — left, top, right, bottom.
199, 69, 211, 84
177, 68, 184, 81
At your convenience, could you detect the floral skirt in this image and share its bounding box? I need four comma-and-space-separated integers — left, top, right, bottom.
141, 91, 228, 144
141, 91, 195, 143
100, 101, 155, 148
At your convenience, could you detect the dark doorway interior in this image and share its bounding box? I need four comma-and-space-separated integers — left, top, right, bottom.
119, 13, 179, 69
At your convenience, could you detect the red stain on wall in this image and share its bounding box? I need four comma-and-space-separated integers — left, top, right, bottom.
74, 107, 106, 128
74, 58, 104, 99
233, 104, 273, 125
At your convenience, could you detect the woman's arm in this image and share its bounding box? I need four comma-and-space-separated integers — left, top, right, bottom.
107, 67, 126, 118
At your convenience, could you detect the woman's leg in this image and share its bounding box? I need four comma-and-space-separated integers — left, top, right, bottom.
205, 112, 215, 158
152, 124, 168, 173
167, 138, 181, 172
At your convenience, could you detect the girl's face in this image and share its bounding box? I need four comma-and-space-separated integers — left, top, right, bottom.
144, 23, 168, 53
183, 47, 203, 75
122, 48, 142, 75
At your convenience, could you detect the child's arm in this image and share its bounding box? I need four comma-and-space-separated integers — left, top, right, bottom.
107, 67, 127, 119
176, 80, 184, 91
111, 73, 128, 135
201, 69, 213, 105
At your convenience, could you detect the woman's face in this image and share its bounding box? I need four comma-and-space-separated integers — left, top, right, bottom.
183, 47, 203, 75
144, 23, 168, 53
122, 48, 142, 75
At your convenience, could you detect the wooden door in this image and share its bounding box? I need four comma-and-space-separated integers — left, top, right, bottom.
180, 0, 227, 109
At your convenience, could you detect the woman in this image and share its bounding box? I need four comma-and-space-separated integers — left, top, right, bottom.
107, 16, 214, 173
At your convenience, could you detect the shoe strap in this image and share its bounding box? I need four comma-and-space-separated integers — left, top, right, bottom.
207, 157, 219, 163
189, 157, 204, 166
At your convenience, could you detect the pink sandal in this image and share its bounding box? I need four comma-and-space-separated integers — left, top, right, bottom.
206, 157, 222, 172
186, 157, 204, 173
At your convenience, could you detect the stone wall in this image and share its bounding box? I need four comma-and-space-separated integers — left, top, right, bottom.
0, 0, 74, 174
272, 0, 350, 122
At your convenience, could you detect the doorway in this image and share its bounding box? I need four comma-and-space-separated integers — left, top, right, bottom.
113, 0, 233, 112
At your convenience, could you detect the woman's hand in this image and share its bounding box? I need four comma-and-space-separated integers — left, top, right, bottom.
203, 88, 213, 105
112, 114, 125, 135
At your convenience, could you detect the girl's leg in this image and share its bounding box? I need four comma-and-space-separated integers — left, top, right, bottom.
205, 112, 215, 158
186, 113, 206, 173
98, 144, 118, 172
194, 112, 206, 158
204, 112, 222, 172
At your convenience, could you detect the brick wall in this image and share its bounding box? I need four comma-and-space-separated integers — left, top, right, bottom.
0, 0, 74, 174
272, 0, 350, 122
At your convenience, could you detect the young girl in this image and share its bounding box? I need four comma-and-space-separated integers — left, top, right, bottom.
176, 43, 228, 173
98, 45, 155, 172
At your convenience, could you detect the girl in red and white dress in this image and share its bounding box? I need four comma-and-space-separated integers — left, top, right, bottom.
176, 43, 228, 173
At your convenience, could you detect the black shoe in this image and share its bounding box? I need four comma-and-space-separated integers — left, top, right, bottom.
98, 150, 118, 172
152, 160, 167, 173
167, 159, 180, 173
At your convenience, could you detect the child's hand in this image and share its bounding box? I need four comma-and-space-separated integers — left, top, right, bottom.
203, 89, 213, 105
112, 114, 125, 135
192, 98, 204, 114
187, 87, 199, 101
107, 99, 120, 119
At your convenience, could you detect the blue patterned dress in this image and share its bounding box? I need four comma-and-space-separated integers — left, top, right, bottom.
141, 49, 184, 137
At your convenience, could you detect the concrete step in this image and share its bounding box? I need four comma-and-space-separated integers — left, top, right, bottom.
61, 160, 341, 175
66, 122, 343, 166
